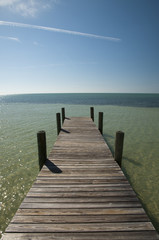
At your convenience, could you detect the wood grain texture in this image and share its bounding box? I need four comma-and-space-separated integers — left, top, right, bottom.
3, 232, 159, 240
3, 117, 159, 239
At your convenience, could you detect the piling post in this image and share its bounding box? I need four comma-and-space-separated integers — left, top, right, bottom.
90, 107, 94, 121
56, 112, 61, 135
115, 131, 124, 167
61, 108, 65, 124
37, 131, 47, 170
98, 112, 103, 134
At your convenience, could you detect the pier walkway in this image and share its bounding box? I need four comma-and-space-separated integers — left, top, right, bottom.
3, 117, 159, 239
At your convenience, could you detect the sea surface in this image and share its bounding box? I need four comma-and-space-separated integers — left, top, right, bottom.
0, 93, 159, 234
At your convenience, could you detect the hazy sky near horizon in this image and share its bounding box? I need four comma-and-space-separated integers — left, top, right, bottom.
0, 0, 159, 95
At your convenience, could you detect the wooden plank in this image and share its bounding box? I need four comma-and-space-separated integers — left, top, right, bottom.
2, 232, 159, 240
19, 202, 142, 209
15, 208, 147, 215
11, 214, 150, 224
27, 186, 134, 192
35, 177, 128, 184
5, 222, 155, 232
31, 183, 131, 187
23, 196, 140, 203
26, 191, 137, 198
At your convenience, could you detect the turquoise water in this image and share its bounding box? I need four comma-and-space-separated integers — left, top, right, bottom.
0, 94, 159, 234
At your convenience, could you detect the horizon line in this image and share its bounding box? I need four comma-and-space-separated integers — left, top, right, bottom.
1, 92, 158, 96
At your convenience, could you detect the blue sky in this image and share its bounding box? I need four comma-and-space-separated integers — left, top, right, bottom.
0, 0, 159, 95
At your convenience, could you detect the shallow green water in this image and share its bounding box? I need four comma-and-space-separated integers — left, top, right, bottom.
0, 103, 159, 233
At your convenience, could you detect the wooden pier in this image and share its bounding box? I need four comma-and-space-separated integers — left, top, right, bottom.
2, 114, 159, 239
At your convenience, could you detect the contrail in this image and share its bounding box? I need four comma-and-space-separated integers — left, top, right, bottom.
0, 35, 20, 42
0, 20, 121, 42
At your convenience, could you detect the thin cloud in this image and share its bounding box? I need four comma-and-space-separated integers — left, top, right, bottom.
0, 35, 21, 42
0, 0, 57, 17
33, 41, 38, 45
0, 0, 19, 6
0, 21, 121, 42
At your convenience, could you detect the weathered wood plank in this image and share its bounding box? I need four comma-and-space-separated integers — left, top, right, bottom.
11, 214, 150, 224
23, 196, 139, 203
38, 171, 125, 177
28, 186, 134, 192
5, 222, 155, 232
35, 177, 128, 184
19, 202, 142, 209
31, 183, 131, 188
15, 207, 147, 215
3, 232, 159, 240
26, 191, 137, 198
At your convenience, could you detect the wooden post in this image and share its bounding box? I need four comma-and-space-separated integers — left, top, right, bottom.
115, 131, 124, 167
98, 112, 103, 135
61, 107, 65, 124
37, 131, 47, 170
90, 107, 94, 121
56, 112, 61, 135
